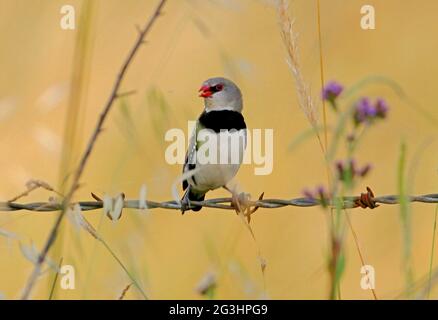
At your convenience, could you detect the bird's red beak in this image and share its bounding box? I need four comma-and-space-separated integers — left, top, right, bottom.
199, 85, 212, 98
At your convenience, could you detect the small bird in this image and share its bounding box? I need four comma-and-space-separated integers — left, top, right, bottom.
181, 77, 247, 213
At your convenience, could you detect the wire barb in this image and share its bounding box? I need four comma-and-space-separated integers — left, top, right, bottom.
354, 186, 378, 209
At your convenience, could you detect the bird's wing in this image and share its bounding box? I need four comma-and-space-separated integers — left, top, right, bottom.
182, 120, 204, 190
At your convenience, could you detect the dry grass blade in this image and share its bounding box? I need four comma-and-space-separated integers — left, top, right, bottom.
48, 257, 63, 300
277, 0, 319, 130
118, 283, 132, 300
70, 204, 101, 240
67, 204, 148, 299
8, 179, 62, 203
345, 212, 378, 300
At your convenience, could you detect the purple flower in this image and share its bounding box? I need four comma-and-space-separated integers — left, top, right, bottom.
322, 81, 343, 109
303, 185, 331, 207
353, 97, 390, 126
358, 163, 372, 177
375, 98, 389, 118
335, 158, 372, 182
354, 98, 377, 125
303, 189, 315, 200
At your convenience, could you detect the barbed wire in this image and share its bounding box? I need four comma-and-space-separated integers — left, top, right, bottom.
1, 189, 438, 213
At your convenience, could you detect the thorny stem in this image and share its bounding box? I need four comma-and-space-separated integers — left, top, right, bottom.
20, 0, 168, 300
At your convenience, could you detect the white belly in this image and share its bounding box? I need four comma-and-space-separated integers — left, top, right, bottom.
189, 129, 246, 192
191, 162, 242, 191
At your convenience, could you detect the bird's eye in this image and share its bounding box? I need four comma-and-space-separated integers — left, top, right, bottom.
215, 84, 224, 91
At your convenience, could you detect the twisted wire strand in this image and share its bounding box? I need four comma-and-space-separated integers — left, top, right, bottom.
1, 193, 438, 213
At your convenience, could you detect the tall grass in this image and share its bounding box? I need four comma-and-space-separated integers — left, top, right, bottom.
277, 0, 376, 300
428, 205, 438, 298
397, 141, 414, 298
51, 0, 97, 299
277, 1, 319, 134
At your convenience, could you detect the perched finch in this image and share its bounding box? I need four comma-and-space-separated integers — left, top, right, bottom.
181, 77, 247, 213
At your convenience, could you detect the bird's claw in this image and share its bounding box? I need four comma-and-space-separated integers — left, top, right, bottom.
244, 192, 264, 223
230, 192, 253, 222
231, 192, 246, 212
224, 186, 264, 223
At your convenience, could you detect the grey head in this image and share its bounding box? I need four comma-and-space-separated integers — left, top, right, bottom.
198, 77, 243, 113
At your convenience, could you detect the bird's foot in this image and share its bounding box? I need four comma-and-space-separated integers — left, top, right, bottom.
223, 186, 264, 223
231, 191, 265, 223
230, 191, 251, 219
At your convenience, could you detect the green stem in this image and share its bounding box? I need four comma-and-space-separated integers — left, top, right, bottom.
427, 205, 438, 299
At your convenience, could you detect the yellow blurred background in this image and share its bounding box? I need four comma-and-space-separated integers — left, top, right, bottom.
0, 0, 437, 299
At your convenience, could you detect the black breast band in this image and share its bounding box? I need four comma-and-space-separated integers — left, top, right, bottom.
199, 110, 246, 133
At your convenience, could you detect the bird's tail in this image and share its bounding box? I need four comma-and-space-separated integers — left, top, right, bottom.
181, 187, 205, 214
